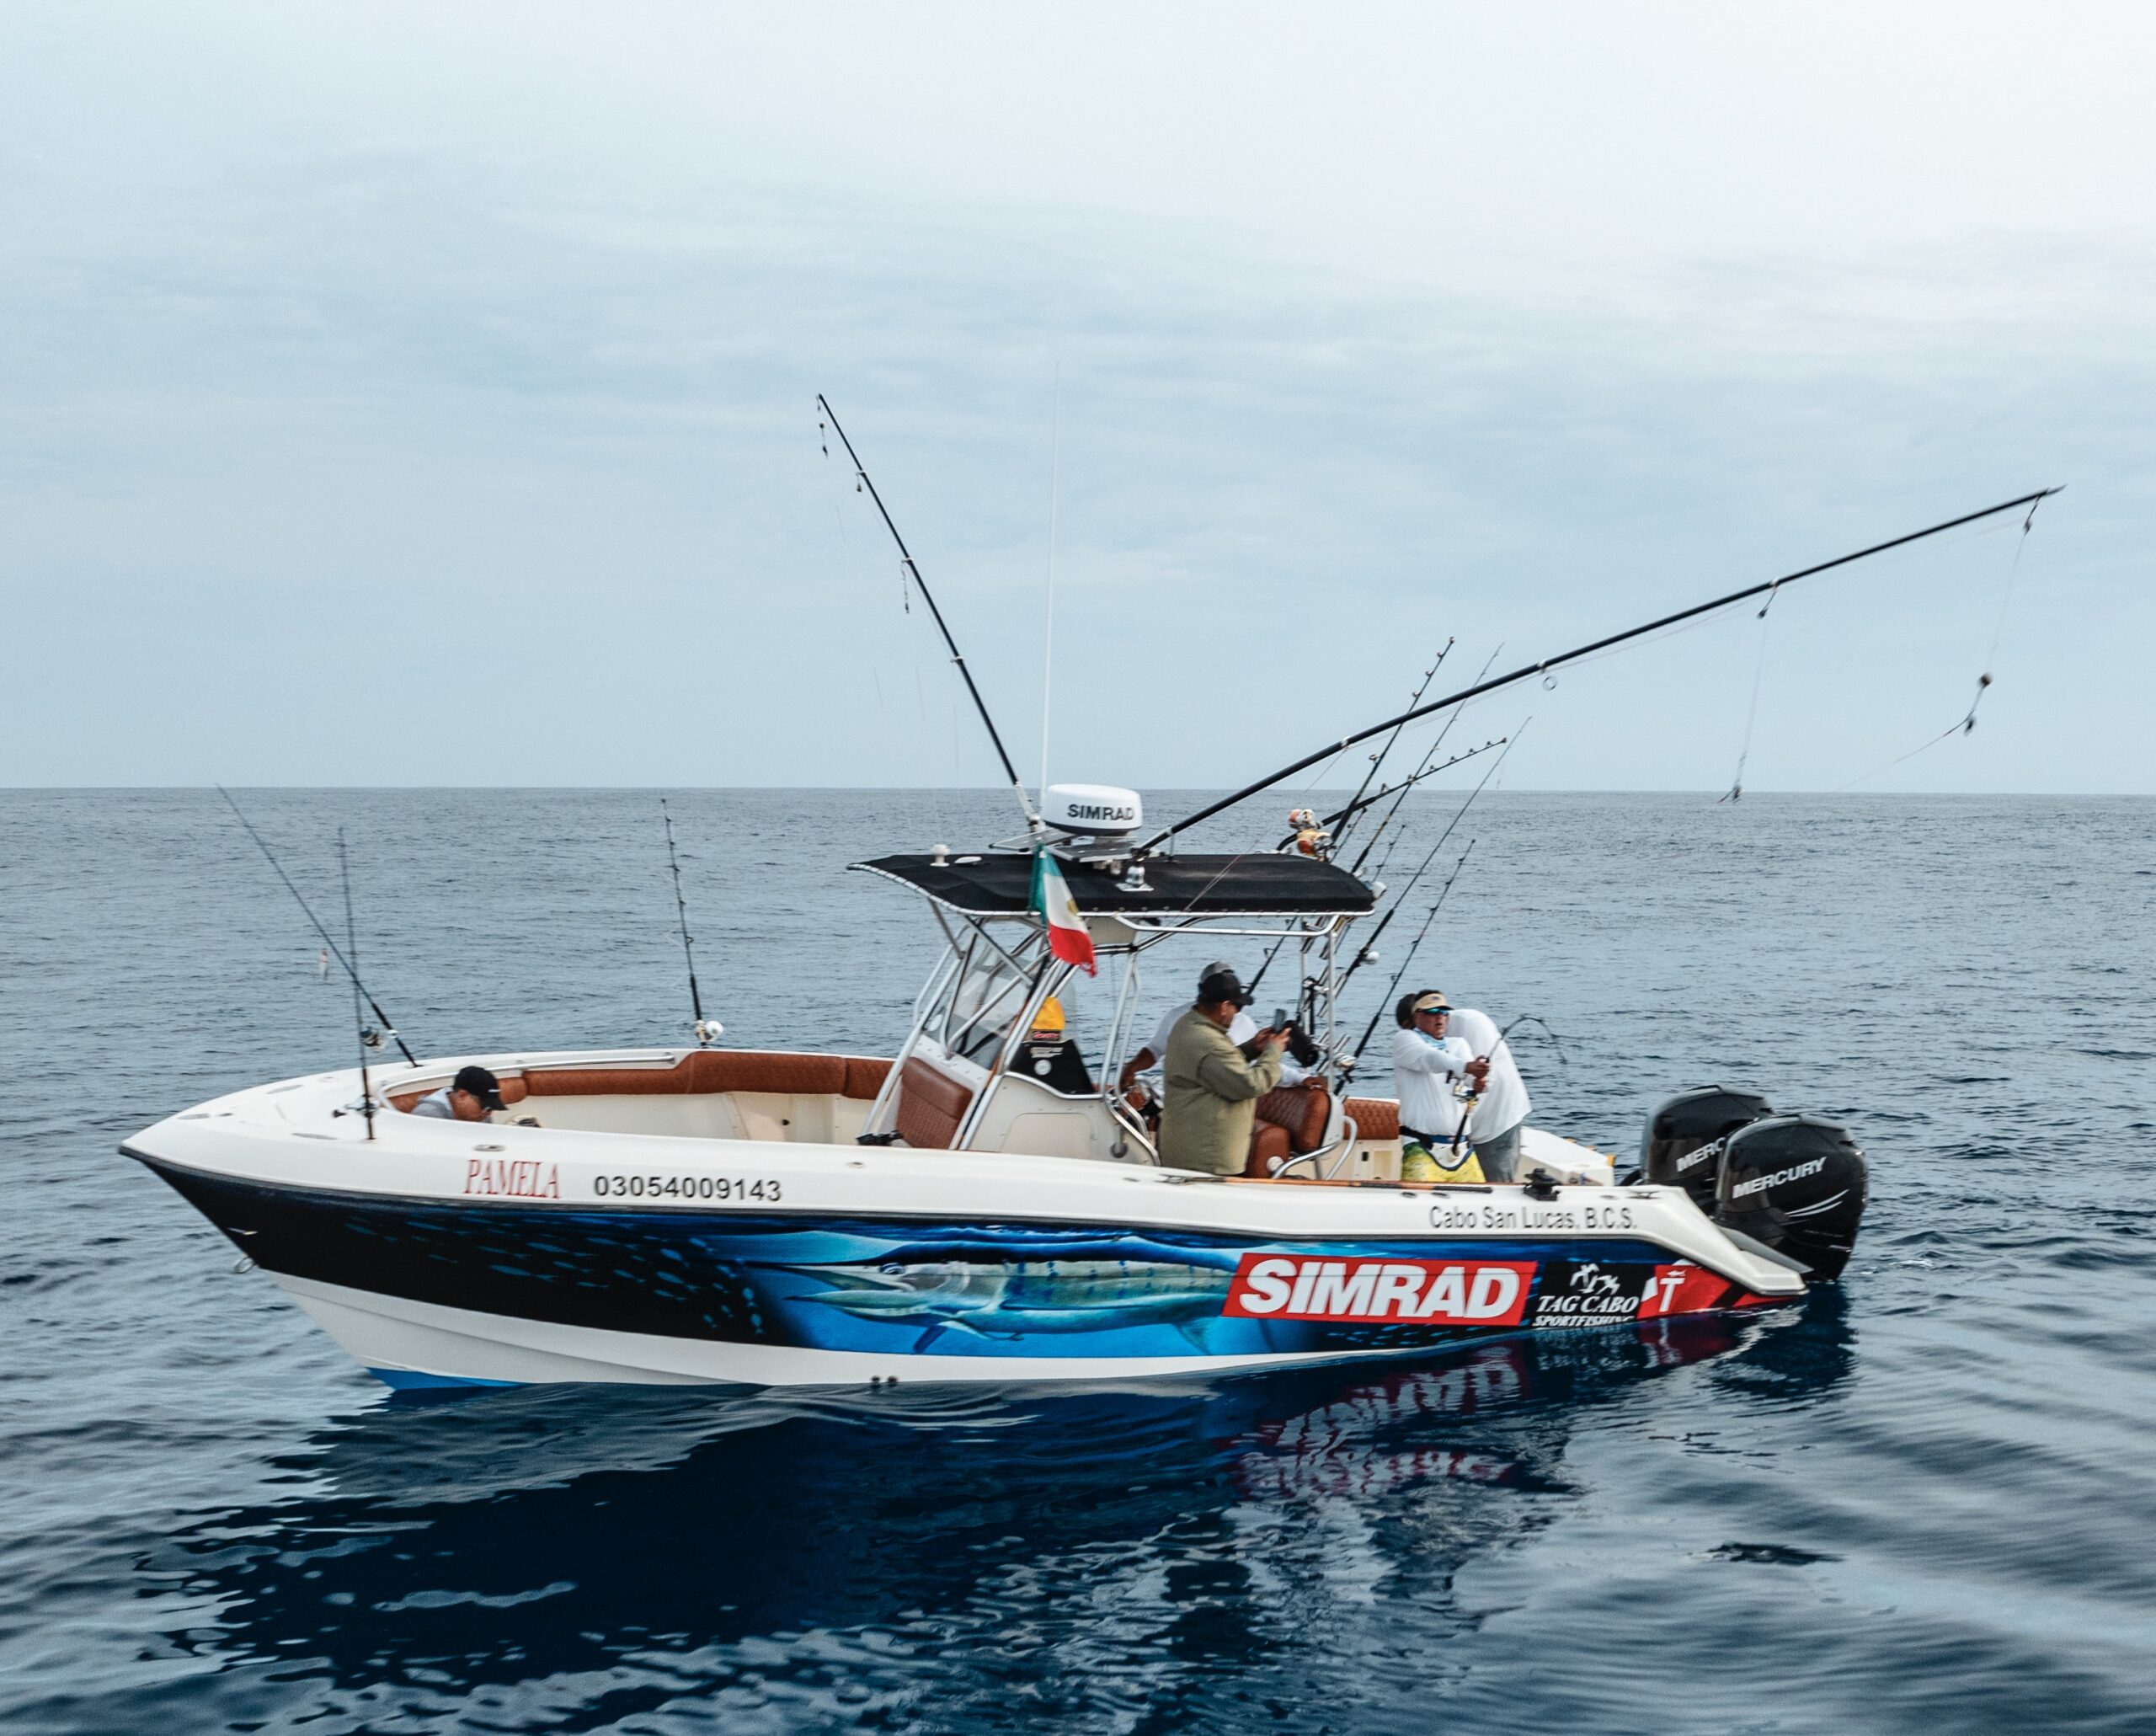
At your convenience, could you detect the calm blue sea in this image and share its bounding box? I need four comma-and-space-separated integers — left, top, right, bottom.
4, 788, 2153, 1734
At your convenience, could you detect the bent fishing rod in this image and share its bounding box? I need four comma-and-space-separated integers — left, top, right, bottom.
1449, 1014, 1570, 1158
216, 786, 418, 1065
819, 393, 1041, 831
1136, 488, 2063, 857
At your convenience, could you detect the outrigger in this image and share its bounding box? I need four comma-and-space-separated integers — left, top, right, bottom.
124, 474, 2054, 1388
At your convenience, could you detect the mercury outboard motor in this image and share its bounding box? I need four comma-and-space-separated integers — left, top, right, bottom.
1712, 1114, 1868, 1281
1640, 1086, 1775, 1210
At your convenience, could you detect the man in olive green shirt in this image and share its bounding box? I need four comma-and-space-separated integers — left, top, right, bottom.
1159, 968, 1288, 1175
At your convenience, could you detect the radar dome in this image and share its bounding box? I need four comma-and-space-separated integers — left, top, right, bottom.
1042, 784, 1144, 836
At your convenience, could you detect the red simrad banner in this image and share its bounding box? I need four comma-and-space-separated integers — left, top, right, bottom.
1223, 1255, 1536, 1325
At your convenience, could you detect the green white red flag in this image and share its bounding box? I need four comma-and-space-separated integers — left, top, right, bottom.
1029, 849, 1097, 975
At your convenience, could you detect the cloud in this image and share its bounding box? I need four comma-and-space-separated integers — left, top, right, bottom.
0, 10, 2149, 792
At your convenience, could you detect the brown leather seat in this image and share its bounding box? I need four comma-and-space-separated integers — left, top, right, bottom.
524, 1063, 695, 1098
398, 1051, 888, 1113
894, 1056, 974, 1151
680, 1050, 848, 1096
1343, 1096, 1400, 1141
1243, 1120, 1293, 1178
843, 1056, 893, 1101
1257, 1084, 1331, 1155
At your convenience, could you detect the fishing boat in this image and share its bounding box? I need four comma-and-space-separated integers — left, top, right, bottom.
126, 778, 1873, 1389
126, 427, 2048, 1389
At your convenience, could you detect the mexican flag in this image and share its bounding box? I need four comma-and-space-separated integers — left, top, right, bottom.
1030, 848, 1097, 975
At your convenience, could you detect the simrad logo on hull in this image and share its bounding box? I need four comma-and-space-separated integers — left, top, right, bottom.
1224, 1256, 1534, 1325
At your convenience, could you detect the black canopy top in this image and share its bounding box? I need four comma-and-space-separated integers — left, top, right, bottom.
851, 852, 1377, 918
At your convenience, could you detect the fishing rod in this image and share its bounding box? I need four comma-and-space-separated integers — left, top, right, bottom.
1348, 839, 1476, 1069
1334, 723, 1524, 1002
1273, 736, 1503, 852
216, 787, 418, 1065
336, 829, 376, 1141
1450, 1014, 1570, 1159
661, 800, 722, 1048
1243, 734, 1500, 1004
1350, 644, 1505, 880
1136, 489, 2063, 858
1245, 650, 1470, 1002
1327, 638, 1453, 857
818, 394, 1041, 831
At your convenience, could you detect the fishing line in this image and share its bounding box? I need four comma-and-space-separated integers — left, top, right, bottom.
1839, 497, 2050, 788
1720, 579, 1782, 804
1139, 488, 2058, 856
1447, 1013, 1570, 1158
1172, 741, 1354, 920
819, 394, 1040, 829
216, 787, 417, 1065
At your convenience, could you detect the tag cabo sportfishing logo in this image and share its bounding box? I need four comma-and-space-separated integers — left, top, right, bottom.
1224, 1256, 1534, 1324
1529, 1258, 1653, 1328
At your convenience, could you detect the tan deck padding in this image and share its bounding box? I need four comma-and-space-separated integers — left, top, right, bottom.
895, 1056, 974, 1152
1343, 1096, 1400, 1141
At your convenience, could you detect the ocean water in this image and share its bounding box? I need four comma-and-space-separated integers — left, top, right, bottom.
3, 788, 2153, 1734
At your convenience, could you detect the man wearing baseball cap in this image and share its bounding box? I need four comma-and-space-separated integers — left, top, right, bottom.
1158, 965, 1289, 1174
409, 1066, 507, 1123
1390, 992, 1489, 1181
1118, 960, 1310, 1092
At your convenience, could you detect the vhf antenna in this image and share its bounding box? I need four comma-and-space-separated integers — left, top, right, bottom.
217, 786, 417, 1065
662, 800, 721, 1049
336, 829, 376, 1141
819, 393, 1043, 832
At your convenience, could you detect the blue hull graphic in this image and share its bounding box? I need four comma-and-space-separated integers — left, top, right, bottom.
141, 1162, 1760, 1366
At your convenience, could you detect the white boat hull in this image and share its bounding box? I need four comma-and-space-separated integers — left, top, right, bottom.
129, 1051, 1810, 1390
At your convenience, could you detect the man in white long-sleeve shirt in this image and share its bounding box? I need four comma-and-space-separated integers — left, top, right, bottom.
1438, 1001, 1532, 1181
1390, 991, 1487, 1179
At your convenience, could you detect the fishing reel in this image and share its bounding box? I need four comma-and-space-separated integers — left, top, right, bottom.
693, 1018, 726, 1047
1284, 809, 1332, 860
360, 1026, 393, 1052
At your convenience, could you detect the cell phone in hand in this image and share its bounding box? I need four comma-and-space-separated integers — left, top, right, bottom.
1273, 1007, 1289, 1034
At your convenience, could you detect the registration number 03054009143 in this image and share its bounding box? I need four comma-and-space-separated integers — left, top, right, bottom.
591, 1173, 783, 1202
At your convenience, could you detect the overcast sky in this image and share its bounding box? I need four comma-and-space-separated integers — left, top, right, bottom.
3, 3, 2149, 792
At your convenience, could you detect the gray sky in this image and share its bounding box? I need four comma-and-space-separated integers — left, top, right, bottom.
3, 3, 2149, 791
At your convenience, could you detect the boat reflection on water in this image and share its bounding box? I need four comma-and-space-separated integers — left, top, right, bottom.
152, 1301, 1853, 1725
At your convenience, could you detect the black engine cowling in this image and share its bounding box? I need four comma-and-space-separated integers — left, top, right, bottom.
1641, 1086, 1776, 1209
1711, 1114, 1868, 1282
